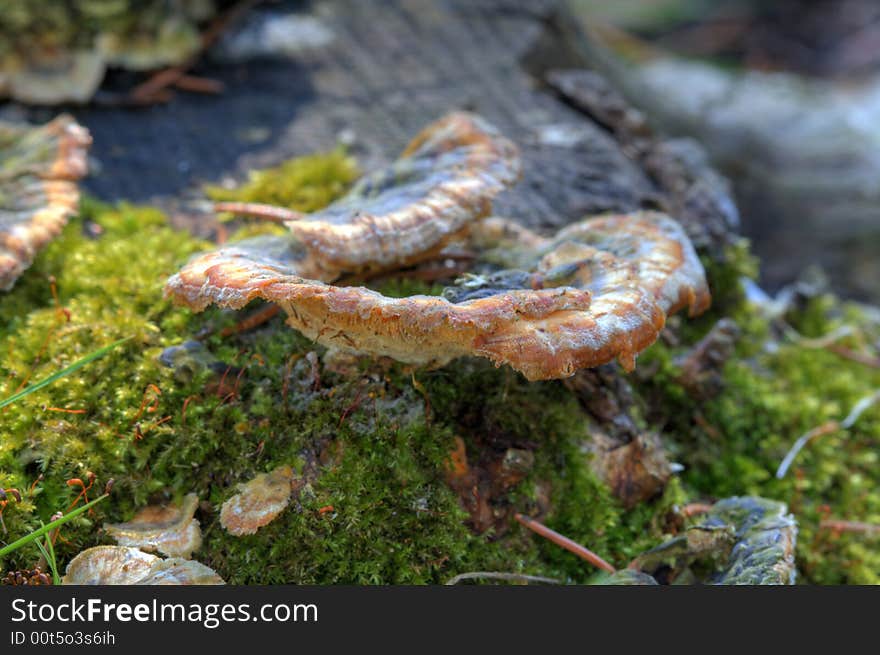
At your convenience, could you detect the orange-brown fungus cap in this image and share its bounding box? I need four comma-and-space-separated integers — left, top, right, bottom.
104, 493, 202, 558
169, 110, 520, 297
62, 546, 224, 585
167, 210, 708, 380
220, 465, 297, 536
0, 114, 91, 290
446, 212, 712, 378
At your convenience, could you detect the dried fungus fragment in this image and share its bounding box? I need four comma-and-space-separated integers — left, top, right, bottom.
62, 546, 224, 585
61, 546, 159, 585
135, 558, 225, 585
675, 317, 741, 399
710, 496, 797, 585
220, 465, 297, 536
0, 114, 91, 290
589, 431, 671, 509
104, 493, 202, 558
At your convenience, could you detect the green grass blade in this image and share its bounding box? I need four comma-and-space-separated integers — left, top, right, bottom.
0, 493, 109, 559
0, 336, 131, 409
41, 519, 61, 585
34, 533, 61, 585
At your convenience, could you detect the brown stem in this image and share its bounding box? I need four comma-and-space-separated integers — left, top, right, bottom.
172, 75, 225, 95
213, 202, 306, 223
220, 304, 282, 337
820, 519, 880, 535
515, 513, 616, 573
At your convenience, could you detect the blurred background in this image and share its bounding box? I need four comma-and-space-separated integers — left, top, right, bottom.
571, 0, 880, 303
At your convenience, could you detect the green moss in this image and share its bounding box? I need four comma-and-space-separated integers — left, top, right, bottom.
0, 150, 365, 576
205, 148, 359, 211
0, 199, 209, 566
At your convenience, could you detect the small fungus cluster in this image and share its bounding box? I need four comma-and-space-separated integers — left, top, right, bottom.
62, 494, 222, 585
62, 545, 223, 585
0, 1, 217, 104
166, 112, 710, 380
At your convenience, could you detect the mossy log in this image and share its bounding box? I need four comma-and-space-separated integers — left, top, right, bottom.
2, 0, 878, 585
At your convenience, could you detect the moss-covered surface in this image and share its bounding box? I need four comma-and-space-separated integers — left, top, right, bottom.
1, 152, 878, 584
634, 248, 880, 584
204, 148, 359, 211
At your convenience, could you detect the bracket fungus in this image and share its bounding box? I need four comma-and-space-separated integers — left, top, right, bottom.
0, 114, 91, 291
61, 545, 224, 585
630, 496, 797, 585
167, 113, 709, 380
203, 111, 522, 281
104, 493, 202, 558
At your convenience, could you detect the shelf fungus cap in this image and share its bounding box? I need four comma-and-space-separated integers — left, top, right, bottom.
104, 493, 202, 558
167, 211, 709, 380
220, 465, 297, 536
62, 546, 224, 585
451, 212, 712, 378
0, 114, 92, 290
710, 496, 797, 585
284, 111, 521, 277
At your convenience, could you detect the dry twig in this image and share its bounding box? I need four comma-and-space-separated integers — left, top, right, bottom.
776, 390, 880, 479
514, 513, 616, 573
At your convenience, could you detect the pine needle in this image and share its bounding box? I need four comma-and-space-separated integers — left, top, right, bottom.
0, 336, 131, 410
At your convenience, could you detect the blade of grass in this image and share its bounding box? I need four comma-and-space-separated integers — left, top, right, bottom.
42, 519, 60, 584
0, 336, 131, 410
0, 493, 109, 559
34, 531, 60, 585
